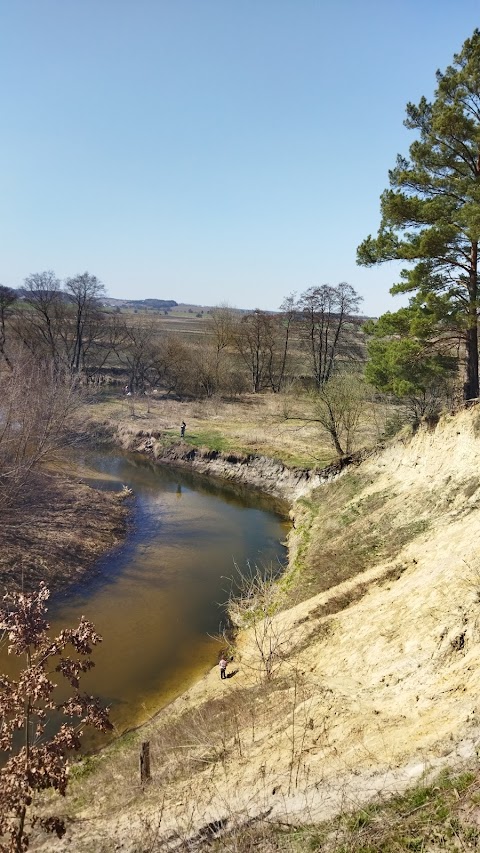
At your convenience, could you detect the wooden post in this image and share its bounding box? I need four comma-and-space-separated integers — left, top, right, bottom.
140, 740, 151, 783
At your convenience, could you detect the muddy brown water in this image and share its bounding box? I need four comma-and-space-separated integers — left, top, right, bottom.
2, 451, 289, 750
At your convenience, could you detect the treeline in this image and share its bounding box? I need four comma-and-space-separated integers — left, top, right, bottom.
0, 271, 110, 376
0, 274, 366, 398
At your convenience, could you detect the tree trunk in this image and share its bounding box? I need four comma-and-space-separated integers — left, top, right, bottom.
464, 242, 479, 400
326, 404, 345, 456
464, 326, 479, 400
140, 741, 151, 783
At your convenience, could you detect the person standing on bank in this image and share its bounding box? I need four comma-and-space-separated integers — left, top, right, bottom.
180, 421, 186, 438
219, 657, 227, 679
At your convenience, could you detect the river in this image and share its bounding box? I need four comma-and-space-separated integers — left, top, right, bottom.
12, 450, 289, 748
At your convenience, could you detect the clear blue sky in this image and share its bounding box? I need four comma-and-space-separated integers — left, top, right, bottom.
1, 1, 479, 316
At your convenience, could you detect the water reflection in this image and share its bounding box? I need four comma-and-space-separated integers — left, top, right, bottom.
25, 450, 289, 748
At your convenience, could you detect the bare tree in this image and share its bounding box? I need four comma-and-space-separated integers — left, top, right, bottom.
208, 304, 236, 386
311, 372, 366, 457
276, 294, 297, 392
232, 310, 290, 393
63, 272, 106, 373
82, 311, 128, 385
227, 563, 290, 682
13, 271, 111, 380
0, 354, 80, 510
19, 272, 65, 369
152, 335, 197, 397
295, 282, 363, 388
115, 321, 200, 398
0, 286, 16, 370
114, 319, 161, 393
192, 340, 222, 398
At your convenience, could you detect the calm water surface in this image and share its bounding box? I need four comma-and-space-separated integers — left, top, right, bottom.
30, 451, 289, 744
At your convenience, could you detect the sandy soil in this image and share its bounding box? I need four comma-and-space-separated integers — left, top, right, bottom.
27, 405, 480, 851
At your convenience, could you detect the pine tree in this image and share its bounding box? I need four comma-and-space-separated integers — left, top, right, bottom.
357, 30, 480, 400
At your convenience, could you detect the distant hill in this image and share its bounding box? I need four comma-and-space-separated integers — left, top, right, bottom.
12, 291, 179, 312
101, 297, 178, 310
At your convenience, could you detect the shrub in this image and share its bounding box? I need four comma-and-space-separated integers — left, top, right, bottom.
0, 582, 112, 851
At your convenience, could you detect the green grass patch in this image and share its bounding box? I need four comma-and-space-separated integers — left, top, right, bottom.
287, 468, 432, 604
176, 429, 232, 453
68, 754, 100, 781
167, 427, 321, 469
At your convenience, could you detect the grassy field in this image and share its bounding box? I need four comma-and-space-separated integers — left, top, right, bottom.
85, 386, 395, 470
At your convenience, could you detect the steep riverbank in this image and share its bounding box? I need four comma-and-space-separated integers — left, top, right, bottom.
29, 405, 480, 852
113, 422, 361, 502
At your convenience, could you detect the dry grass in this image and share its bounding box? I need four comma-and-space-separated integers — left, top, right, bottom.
0, 470, 127, 592
85, 392, 329, 468
84, 389, 395, 471
199, 766, 480, 852
57, 760, 480, 851
56, 672, 318, 834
